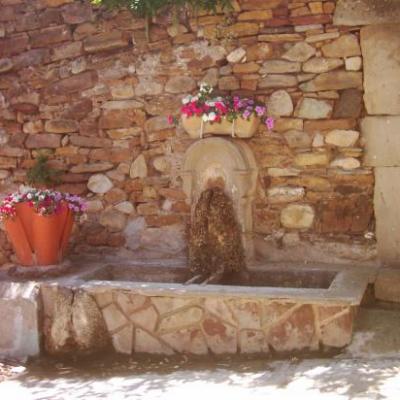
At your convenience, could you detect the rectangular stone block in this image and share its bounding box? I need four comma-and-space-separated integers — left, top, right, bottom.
334, 0, 400, 26
375, 269, 400, 303
0, 282, 40, 360
361, 24, 400, 115
362, 117, 400, 167
374, 167, 400, 265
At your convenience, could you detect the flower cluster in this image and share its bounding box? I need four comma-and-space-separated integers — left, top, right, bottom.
173, 83, 274, 129
0, 188, 87, 220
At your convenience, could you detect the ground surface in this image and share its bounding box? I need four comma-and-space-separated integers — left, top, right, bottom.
1, 307, 400, 399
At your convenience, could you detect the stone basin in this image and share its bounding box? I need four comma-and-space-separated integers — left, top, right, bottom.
0, 260, 374, 359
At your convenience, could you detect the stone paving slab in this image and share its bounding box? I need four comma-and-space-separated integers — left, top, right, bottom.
0, 356, 399, 400
0, 308, 399, 399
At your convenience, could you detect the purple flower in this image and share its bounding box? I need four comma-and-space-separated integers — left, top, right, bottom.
242, 110, 251, 119
255, 106, 266, 117
265, 117, 275, 130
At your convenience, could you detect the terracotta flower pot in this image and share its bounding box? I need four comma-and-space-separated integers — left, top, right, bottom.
182, 115, 260, 139
32, 212, 63, 266
4, 202, 75, 266
4, 216, 34, 266
15, 202, 34, 250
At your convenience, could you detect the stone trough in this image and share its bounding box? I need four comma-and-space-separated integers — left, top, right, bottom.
0, 261, 373, 359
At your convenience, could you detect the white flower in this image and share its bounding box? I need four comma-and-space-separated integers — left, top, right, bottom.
202, 114, 209, 122
206, 101, 216, 107
191, 95, 199, 102
208, 112, 217, 121
182, 96, 191, 105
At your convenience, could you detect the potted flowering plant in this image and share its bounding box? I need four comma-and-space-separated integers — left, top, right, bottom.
0, 188, 86, 266
175, 84, 274, 139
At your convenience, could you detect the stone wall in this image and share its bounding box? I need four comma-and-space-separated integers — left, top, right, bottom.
0, 0, 376, 265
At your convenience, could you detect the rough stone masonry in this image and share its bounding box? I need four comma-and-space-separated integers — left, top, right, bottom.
0, 0, 377, 266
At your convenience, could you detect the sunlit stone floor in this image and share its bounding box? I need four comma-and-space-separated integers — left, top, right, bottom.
1, 307, 400, 400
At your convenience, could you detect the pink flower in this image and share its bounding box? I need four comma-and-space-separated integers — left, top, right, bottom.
167, 115, 174, 125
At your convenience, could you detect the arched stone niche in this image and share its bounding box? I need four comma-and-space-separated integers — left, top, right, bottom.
181, 137, 258, 258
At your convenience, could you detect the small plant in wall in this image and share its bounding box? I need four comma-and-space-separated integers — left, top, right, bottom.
173, 83, 275, 139
91, 0, 233, 40
26, 153, 62, 188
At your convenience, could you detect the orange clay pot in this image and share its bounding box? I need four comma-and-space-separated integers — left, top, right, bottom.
15, 202, 34, 250
32, 212, 63, 265
4, 216, 34, 266
5, 202, 75, 266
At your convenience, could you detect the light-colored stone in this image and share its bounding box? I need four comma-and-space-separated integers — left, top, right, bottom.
130, 154, 147, 179
135, 77, 163, 96
86, 200, 104, 213
114, 201, 135, 215
268, 187, 305, 204
130, 307, 158, 331
110, 84, 134, 100
140, 225, 186, 255
135, 328, 174, 355
361, 24, 400, 115
345, 56, 362, 71
124, 218, 146, 251
159, 307, 203, 333
375, 269, 400, 303
87, 174, 113, 194
165, 76, 196, 94
99, 209, 127, 232
322, 34, 361, 58
258, 74, 297, 89
0, 282, 40, 360
295, 98, 332, 119
312, 133, 324, 147
102, 303, 128, 332
294, 152, 330, 166
283, 130, 312, 148
300, 71, 362, 92
161, 328, 208, 355
227, 47, 246, 63
153, 156, 171, 173
325, 130, 359, 147
268, 90, 293, 117
260, 60, 301, 74
23, 121, 43, 134
282, 42, 316, 62
330, 157, 360, 170
302, 57, 343, 73
112, 324, 133, 355
334, 0, 400, 25
267, 168, 301, 177
239, 330, 268, 354
281, 204, 315, 229
362, 117, 400, 167
375, 168, 400, 265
